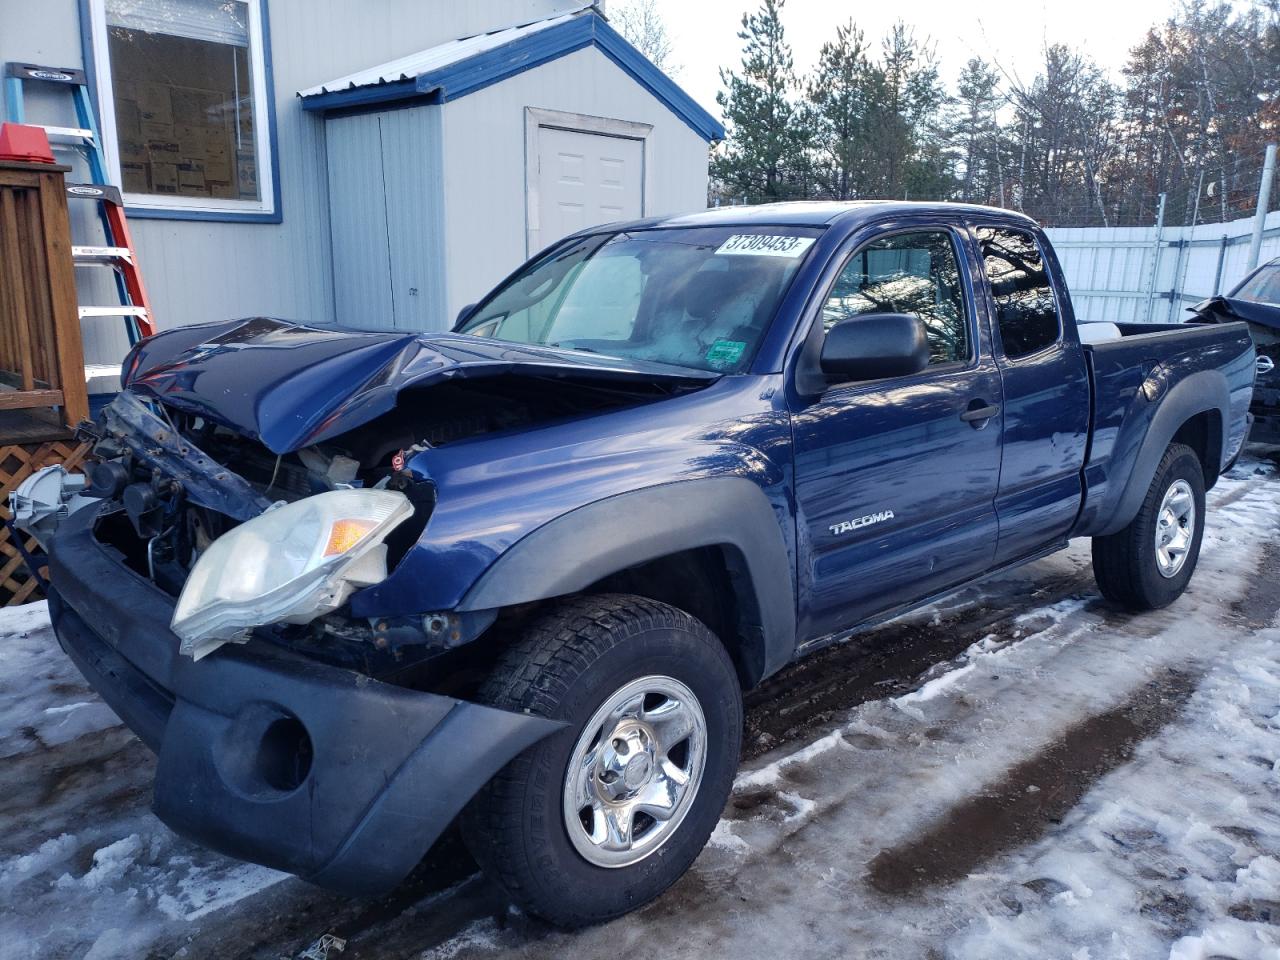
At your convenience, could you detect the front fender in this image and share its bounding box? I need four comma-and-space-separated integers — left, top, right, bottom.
458, 477, 798, 681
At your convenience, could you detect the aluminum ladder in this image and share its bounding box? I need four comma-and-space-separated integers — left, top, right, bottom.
4, 62, 155, 344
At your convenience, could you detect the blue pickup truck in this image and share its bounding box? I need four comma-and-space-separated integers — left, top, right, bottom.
37, 202, 1253, 927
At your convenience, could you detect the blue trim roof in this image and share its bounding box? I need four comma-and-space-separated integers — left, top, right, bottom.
299, 11, 724, 143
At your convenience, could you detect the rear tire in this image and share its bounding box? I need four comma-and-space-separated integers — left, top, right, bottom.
1091, 442, 1206, 610
461, 594, 742, 928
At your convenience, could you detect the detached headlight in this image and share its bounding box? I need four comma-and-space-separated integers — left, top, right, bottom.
172, 488, 413, 660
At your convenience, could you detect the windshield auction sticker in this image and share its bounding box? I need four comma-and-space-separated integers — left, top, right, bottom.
715, 234, 816, 258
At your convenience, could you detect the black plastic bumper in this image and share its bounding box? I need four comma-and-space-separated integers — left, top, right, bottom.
1250, 407, 1280, 445
47, 503, 562, 897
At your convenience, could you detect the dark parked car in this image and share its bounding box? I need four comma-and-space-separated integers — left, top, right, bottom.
1191, 257, 1280, 443
27, 202, 1254, 927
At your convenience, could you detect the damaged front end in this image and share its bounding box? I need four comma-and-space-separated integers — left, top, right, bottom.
43, 390, 435, 663
22, 319, 716, 667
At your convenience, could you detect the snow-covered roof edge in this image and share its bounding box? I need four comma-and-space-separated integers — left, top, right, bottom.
296, 6, 724, 143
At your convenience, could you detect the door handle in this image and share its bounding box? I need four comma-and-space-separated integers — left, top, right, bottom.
960, 401, 1000, 423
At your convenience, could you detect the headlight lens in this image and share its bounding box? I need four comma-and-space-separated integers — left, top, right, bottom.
171, 488, 413, 660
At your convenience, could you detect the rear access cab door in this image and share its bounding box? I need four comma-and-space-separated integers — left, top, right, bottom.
786, 215, 1004, 643
966, 219, 1090, 566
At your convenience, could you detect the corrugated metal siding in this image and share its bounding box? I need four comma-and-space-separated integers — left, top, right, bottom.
438, 45, 710, 322
1047, 209, 1280, 324
1, 0, 579, 365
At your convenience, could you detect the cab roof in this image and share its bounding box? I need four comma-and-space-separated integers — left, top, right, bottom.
613, 200, 1040, 232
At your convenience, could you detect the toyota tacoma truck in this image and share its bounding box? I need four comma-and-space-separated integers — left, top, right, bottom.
33, 202, 1254, 928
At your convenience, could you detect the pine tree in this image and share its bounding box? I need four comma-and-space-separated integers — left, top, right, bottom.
953, 58, 1003, 204
711, 0, 809, 203
878, 23, 953, 200
805, 21, 876, 200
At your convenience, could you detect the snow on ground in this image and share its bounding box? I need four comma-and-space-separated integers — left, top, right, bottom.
0, 605, 287, 959
1, 458, 1280, 959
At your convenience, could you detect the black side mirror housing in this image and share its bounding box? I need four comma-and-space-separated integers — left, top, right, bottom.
454, 303, 478, 330
819, 312, 930, 383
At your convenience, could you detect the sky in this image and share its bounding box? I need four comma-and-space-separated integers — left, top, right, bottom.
639, 0, 1186, 116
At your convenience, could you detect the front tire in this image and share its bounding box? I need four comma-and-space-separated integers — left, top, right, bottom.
1092, 442, 1206, 610
462, 595, 742, 928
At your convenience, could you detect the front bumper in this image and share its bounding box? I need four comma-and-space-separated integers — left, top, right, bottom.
1250, 403, 1280, 445
48, 502, 561, 896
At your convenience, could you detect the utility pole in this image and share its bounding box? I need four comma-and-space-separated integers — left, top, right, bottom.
1144, 192, 1167, 324
1247, 143, 1276, 272
1170, 169, 1205, 323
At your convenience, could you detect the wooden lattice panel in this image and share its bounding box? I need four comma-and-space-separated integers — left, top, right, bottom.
0, 438, 91, 605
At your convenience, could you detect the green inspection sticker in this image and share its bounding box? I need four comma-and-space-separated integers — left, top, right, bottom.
706, 339, 747, 368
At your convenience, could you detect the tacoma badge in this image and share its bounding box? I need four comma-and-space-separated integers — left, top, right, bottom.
829, 510, 895, 536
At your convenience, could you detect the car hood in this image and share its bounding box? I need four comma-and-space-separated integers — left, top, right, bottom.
1190, 295, 1280, 332
124, 317, 719, 454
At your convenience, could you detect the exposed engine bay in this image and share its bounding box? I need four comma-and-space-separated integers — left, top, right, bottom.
16, 369, 685, 670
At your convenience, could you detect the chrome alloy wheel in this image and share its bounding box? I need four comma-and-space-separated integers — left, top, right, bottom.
1154, 478, 1196, 578
562, 675, 708, 868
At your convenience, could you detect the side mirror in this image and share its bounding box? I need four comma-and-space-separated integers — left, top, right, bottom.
820, 312, 929, 383
454, 302, 478, 330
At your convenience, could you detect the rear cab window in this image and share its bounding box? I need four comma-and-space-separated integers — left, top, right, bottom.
976, 226, 1061, 359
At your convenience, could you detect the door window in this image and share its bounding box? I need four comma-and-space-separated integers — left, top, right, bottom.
822, 231, 970, 365
977, 227, 1061, 358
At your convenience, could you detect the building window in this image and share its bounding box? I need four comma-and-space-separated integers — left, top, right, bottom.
87, 0, 276, 218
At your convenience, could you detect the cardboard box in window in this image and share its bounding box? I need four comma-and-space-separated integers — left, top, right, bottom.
237, 158, 258, 200
147, 140, 180, 160
141, 120, 174, 143
178, 161, 207, 196
118, 139, 146, 163
205, 156, 232, 181
136, 82, 173, 124
171, 88, 210, 126
205, 134, 230, 160
151, 162, 178, 194
115, 99, 142, 141
121, 161, 148, 194
174, 124, 207, 160
209, 180, 236, 200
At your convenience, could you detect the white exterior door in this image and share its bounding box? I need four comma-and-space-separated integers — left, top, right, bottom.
533, 126, 643, 252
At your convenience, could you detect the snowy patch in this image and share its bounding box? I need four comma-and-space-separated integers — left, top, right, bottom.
895, 662, 977, 706
4, 457, 1280, 959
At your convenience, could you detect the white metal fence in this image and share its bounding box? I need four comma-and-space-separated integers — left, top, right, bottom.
1046, 208, 1280, 325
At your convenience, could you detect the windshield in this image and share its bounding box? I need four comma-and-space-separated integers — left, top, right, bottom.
459, 226, 822, 373
1234, 264, 1280, 304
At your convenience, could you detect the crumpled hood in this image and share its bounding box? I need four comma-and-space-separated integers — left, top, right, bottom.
1191, 296, 1280, 332
123, 318, 718, 454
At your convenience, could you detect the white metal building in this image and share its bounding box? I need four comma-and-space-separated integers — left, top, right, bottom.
0, 0, 722, 368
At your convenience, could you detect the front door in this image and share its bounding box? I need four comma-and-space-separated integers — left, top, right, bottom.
791, 226, 1003, 641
